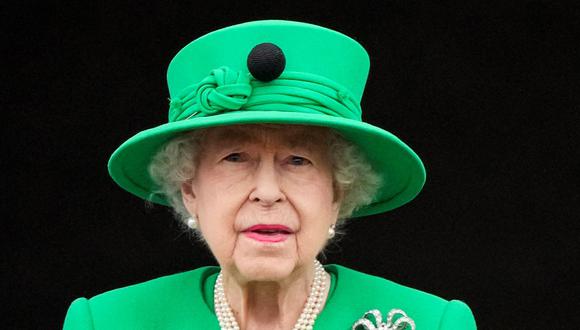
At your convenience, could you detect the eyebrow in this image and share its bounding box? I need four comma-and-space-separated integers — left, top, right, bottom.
211, 128, 255, 146
285, 132, 322, 150
208, 127, 327, 151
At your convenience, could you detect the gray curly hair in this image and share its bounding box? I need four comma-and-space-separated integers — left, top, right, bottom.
147, 124, 382, 234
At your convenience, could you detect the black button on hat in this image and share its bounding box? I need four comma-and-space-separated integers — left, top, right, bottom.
247, 43, 286, 82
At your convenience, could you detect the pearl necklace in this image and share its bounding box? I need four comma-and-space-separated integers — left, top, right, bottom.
214, 260, 327, 330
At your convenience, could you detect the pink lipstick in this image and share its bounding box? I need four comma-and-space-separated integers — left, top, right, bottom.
243, 224, 292, 243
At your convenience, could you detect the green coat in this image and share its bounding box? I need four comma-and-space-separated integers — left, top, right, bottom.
63, 264, 476, 329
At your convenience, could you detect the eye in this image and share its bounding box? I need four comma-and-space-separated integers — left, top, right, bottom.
288, 155, 311, 166
224, 153, 245, 162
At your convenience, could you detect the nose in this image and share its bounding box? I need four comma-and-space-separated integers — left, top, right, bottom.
248, 158, 286, 206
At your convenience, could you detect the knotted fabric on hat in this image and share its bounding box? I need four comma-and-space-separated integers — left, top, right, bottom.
168, 67, 362, 122
169, 67, 252, 120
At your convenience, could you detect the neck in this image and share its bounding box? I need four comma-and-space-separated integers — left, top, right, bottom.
219, 263, 329, 330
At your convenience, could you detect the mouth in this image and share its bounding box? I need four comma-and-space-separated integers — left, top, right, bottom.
242, 224, 293, 243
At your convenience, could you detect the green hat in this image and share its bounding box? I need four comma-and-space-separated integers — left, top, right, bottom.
108, 20, 426, 217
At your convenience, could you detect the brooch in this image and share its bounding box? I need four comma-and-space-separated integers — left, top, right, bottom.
352, 309, 416, 330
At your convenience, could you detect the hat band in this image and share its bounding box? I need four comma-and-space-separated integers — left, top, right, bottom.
168, 67, 362, 122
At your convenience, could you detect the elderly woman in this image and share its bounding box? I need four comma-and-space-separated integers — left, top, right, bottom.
64, 20, 476, 329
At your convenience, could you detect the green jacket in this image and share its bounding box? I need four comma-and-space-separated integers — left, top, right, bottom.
63, 264, 476, 329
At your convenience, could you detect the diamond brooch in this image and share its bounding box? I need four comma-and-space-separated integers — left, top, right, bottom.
352, 309, 416, 330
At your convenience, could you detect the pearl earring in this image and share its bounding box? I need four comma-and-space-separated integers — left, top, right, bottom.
186, 216, 197, 229
328, 224, 336, 239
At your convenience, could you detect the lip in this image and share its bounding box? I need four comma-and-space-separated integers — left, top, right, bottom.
242, 224, 293, 243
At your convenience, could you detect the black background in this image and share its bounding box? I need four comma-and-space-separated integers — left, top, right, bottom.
3, 1, 579, 329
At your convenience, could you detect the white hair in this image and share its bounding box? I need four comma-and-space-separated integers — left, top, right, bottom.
147, 125, 382, 237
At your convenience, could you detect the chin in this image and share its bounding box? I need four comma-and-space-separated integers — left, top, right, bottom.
234, 256, 298, 282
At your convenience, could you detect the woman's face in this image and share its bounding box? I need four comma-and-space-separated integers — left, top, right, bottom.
181, 125, 340, 282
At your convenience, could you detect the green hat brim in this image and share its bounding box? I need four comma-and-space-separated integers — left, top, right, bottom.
108, 110, 426, 218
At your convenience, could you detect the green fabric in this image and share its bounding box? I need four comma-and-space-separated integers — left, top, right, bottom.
63, 265, 476, 329
107, 20, 426, 218
168, 68, 361, 122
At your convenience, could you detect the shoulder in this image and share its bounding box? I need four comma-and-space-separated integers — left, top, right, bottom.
63, 266, 220, 330
329, 264, 447, 305
89, 266, 218, 303
323, 264, 477, 330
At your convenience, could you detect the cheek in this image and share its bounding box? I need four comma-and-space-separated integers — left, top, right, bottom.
195, 202, 239, 264
193, 165, 250, 223
192, 173, 250, 260
291, 173, 336, 215
290, 175, 337, 252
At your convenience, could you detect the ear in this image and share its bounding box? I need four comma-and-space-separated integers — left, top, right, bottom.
332, 180, 345, 203
331, 199, 341, 222
181, 180, 198, 216
332, 184, 344, 215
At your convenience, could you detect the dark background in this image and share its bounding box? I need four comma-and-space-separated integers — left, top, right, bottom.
3, 0, 579, 329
